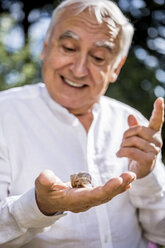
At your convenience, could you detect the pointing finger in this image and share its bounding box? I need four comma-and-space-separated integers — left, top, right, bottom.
149, 97, 164, 131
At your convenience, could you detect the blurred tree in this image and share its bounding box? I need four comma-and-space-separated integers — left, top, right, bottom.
0, 0, 164, 160
0, 24, 40, 89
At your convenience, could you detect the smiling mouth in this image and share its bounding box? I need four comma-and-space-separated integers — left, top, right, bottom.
61, 76, 87, 88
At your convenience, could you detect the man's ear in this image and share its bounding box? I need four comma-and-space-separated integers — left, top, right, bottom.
40, 41, 47, 60
109, 56, 127, 83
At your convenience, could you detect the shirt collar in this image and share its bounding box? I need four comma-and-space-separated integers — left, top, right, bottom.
40, 83, 101, 125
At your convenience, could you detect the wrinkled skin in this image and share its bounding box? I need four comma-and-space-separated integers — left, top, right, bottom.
40, 9, 125, 132
35, 170, 136, 215
117, 97, 164, 179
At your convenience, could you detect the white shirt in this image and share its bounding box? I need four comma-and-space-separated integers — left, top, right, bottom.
0, 83, 165, 248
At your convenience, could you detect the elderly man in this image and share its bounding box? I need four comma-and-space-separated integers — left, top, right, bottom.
0, 0, 165, 247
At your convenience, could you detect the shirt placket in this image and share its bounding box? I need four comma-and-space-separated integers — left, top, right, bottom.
87, 124, 113, 248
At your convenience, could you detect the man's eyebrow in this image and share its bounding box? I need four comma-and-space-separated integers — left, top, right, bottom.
94, 41, 114, 53
59, 31, 80, 41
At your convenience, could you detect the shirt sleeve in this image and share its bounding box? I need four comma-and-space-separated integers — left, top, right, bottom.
128, 153, 165, 245
0, 118, 65, 247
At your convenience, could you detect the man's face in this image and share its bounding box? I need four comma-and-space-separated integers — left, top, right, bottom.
41, 9, 119, 115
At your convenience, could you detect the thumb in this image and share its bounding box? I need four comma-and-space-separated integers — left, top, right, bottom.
128, 114, 139, 127
36, 169, 67, 192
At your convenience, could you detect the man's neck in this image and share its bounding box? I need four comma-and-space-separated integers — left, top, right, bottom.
75, 112, 94, 133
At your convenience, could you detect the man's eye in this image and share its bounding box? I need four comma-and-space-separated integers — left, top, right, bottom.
62, 45, 76, 52
93, 56, 105, 63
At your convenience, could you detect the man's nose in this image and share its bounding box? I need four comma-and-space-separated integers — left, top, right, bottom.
70, 54, 88, 78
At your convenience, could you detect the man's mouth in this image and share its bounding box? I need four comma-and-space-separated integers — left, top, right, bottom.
61, 76, 86, 88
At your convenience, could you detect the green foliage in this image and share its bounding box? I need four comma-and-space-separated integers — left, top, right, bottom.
106, 51, 158, 119
0, 42, 41, 90
0, 14, 41, 90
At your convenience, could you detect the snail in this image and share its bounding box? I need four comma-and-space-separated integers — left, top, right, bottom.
70, 172, 92, 188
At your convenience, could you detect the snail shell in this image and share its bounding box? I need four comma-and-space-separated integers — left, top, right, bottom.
70, 172, 92, 188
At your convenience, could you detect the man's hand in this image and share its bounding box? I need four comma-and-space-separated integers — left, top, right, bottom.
117, 97, 164, 178
35, 169, 136, 216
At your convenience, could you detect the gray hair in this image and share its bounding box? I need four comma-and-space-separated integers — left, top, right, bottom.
45, 0, 134, 69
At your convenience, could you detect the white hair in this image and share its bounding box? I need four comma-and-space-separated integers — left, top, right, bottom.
45, 0, 134, 69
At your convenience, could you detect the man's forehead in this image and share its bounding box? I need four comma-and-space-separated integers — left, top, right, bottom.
54, 10, 120, 53
56, 9, 115, 35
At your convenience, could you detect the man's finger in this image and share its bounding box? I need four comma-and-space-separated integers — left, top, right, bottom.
149, 97, 164, 131
128, 114, 139, 127
90, 171, 136, 204
36, 169, 67, 191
